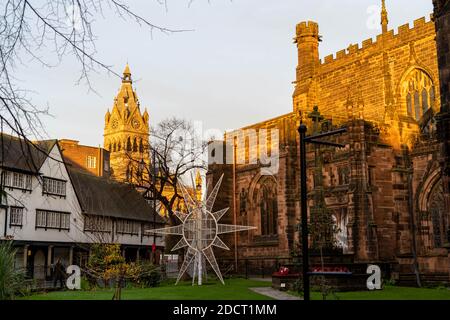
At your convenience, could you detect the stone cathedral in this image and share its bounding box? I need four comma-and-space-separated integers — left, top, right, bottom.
208, 1, 450, 285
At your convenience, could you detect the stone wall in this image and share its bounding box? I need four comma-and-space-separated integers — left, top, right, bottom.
294, 16, 440, 127
208, 6, 450, 284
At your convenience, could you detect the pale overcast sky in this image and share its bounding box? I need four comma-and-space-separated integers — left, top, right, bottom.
17, 0, 433, 146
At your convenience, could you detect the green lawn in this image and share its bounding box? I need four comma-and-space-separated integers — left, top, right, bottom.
306, 286, 450, 300
19, 278, 273, 300
19, 279, 450, 300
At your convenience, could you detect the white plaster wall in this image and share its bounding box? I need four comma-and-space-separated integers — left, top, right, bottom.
2, 144, 164, 247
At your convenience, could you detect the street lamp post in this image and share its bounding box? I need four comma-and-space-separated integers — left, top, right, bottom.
152, 150, 157, 264
298, 118, 346, 301
298, 123, 309, 301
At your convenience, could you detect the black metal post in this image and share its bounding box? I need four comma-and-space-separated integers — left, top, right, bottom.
298, 123, 310, 301
152, 150, 157, 264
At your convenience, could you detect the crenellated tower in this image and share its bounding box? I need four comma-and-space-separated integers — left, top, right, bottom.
293, 21, 320, 117
104, 64, 150, 183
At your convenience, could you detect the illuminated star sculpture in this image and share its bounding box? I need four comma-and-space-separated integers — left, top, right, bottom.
150, 174, 256, 285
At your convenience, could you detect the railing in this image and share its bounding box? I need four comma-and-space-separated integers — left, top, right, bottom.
218, 257, 298, 279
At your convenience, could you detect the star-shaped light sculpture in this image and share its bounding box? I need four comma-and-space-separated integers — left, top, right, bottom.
149, 174, 256, 285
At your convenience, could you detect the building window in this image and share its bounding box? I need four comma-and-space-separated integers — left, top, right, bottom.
104, 160, 110, 173
87, 156, 97, 169
116, 219, 140, 236
10, 207, 24, 227
143, 223, 153, 237
429, 182, 446, 248
139, 139, 144, 153
402, 69, 435, 121
257, 178, 278, 236
406, 93, 412, 115
127, 137, 132, 151
338, 166, 350, 185
35, 209, 70, 231
1, 171, 32, 191
84, 215, 112, 233
42, 177, 66, 197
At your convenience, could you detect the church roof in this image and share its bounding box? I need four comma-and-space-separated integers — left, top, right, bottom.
0, 133, 57, 174
68, 166, 165, 224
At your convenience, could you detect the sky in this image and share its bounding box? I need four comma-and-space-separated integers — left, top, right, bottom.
16, 0, 433, 146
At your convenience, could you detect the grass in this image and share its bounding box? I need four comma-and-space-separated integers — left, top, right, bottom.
19, 278, 274, 300
290, 286, 450, 300
18, 278, 450, 301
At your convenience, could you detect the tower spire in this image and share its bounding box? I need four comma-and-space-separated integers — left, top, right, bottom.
123, 63, 132, 83
381, 0, 389, 34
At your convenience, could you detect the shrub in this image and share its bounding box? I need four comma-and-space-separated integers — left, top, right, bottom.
80, 276, 92, 291
0, 241, 26, 300
292, 277, 303, 295
136, 262, 161, 288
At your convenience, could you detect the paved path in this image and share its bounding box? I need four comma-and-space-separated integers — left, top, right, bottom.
250, 287, 302, 300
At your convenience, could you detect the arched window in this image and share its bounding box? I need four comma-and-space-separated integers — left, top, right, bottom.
406, 93, 412, 115
401, 69, 435, 121
113, 142, 117, 152
429, 182, 447, 248
133, 138, 138, 152
139, 139, 144, 153
422, 89, 429, 114
257, 178, 278, 236
414, 91, 420, 121
127, 137, 132, 151
117, 142, 121, 151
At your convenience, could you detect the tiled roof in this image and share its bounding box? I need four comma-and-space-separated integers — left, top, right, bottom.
0, 133, 57, 173
68, 167, 165, 224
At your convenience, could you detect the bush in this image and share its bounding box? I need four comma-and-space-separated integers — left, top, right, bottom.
80, 276, 93, 291
0, 241, 26, 300
292, 277, 303, 295
136, 262, 161, 288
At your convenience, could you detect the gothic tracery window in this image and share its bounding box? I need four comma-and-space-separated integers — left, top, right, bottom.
127, 137, 132, 151
402, 69, 435, 121
139, 139, 144, 153
257, 179, 278, 236
429, 182, 448, 248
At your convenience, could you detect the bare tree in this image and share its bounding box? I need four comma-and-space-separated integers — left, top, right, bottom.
0, 0, 186, 151
128, 117, 208, 219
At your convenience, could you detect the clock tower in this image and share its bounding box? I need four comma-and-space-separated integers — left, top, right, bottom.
104, 64, 150, 182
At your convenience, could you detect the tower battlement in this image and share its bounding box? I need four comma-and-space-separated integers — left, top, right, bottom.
319, 14, 434, 66
295, 21, 319, 40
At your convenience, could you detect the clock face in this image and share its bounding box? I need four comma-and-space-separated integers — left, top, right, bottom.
132, 118, 140, 129
111, 119, 119, 129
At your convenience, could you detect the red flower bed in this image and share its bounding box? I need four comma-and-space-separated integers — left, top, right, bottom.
272, 267, 300, 277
